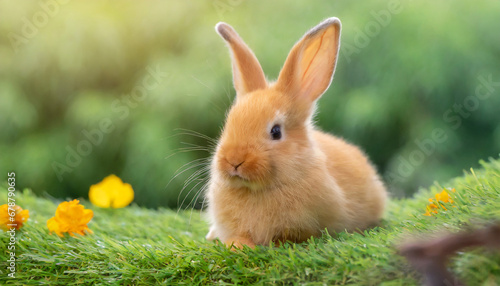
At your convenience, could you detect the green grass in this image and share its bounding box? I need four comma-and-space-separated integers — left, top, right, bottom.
1, 158, 499, 285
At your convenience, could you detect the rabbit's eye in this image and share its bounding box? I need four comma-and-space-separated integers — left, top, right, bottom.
270, 124, 282, 140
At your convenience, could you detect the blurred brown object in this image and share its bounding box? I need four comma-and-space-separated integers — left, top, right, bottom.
399, 223, 500, 286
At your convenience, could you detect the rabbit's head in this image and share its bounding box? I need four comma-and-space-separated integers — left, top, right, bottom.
214, 18, 341, 190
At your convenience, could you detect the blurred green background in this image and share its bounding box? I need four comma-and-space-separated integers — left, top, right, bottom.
1, 0, 499, 208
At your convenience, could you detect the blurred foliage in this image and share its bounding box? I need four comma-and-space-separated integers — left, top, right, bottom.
0, 0, 499, 208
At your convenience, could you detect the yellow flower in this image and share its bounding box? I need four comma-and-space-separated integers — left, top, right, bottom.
47, 200, 93, 237
423, 202, 439, 216
435, 190, 453, 204
89, 175, 134, 208
423, 188, 456, 216
0, 204, 29, 231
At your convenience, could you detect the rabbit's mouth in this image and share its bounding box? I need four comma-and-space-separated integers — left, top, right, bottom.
228, 172, 250, 183
227, 174, 262, 190
219, 157, 254, 182
216, 152, 270, 190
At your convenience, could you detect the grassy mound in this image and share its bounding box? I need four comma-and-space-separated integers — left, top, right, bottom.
1, 157, 499, 285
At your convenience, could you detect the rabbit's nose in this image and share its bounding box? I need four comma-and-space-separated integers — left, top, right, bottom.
231, 161, 245, 171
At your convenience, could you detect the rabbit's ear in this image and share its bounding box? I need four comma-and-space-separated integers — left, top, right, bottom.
276, 18, 341, 103
216, 22, 267, 95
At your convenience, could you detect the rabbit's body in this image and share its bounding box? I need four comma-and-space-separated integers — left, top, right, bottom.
206, 18, 387, 248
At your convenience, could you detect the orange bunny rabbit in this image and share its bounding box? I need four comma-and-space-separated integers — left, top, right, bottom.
206, 18, 387, 248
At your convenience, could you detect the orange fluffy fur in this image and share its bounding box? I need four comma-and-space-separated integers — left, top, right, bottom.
206, 18, 387, 249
